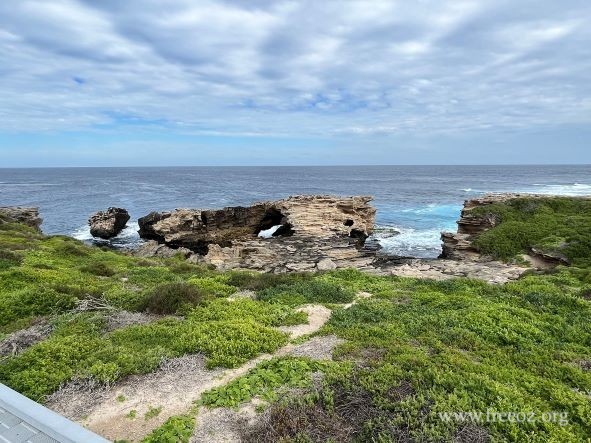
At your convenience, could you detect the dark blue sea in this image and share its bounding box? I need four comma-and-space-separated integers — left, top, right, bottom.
1, 165, 590, 258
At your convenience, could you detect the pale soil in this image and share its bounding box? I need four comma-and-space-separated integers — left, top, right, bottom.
277, 304, 332, 338
50, 294, 367, 442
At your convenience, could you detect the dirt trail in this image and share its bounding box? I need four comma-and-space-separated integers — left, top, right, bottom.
69, 295, 367, 442
74, 304, 331, 441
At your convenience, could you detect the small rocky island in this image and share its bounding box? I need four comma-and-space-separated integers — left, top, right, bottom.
89, 207, 130, 239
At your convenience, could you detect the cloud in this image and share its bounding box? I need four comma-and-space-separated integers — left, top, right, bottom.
0, 0, 589, 140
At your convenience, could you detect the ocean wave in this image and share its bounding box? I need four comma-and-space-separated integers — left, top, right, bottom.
529, 183, 591, 196
373, 226, 444, 258
72, 222, 141, 247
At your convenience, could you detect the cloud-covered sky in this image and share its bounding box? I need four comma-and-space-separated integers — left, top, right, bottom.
1, 0, 590, 166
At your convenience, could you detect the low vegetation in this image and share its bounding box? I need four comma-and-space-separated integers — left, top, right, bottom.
472, 196, 591, 266
142, 414, 195, 443
1, 208, 591, 441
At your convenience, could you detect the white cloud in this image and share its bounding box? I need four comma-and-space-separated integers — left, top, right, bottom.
0, 0, 589, 137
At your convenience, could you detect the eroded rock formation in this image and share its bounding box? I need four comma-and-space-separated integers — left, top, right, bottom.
440, 194, 520, 260
133, 194, 528, 283
440, 193, 581, 262
137, 195, 376, 272
89, 207, 130, 239
0, 206, 42, 231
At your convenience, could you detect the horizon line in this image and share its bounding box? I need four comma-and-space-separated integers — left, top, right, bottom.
1, 163, 590, 169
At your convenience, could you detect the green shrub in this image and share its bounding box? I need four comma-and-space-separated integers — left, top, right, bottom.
142, 415, 195, 443
0, 287, 77, 327
226, 271, 312, 291
258, 280, 356, 306
188, 276, 237, 297
201, 357, 332, 408
139, 282, 207, 314
187, 298, 307, 327
79, 262, 116, 277
472, 197, 591, 266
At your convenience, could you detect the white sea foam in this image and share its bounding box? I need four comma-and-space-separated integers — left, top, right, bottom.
374, 226, 447, 258
528, 183, 591, 196
72, 222, 141, 247
258, 225, 281, 238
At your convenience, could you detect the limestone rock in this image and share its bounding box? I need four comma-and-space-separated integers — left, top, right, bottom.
89, 207, 130, 239
137, 195, 376, 272
317, 258, 337, 271
0, 206, 42, 231
441, 194, 528, 260
134, 240, 193, 259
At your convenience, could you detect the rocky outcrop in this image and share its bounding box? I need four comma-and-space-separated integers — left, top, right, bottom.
137, 195, 376, 272
440, 193, 588, 262
133, 194, 529, 283
89, 207, 130, 239
440, 194, 519, 260
0, 206, 42, 231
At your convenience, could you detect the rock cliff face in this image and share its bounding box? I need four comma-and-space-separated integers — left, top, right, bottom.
0, 207, 42, 231
440, 194, 516, 260
137, 195, 376, 272
89, 207, 130, 239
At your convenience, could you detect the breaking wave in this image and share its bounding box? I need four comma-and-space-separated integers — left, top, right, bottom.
72, 222, 141, 248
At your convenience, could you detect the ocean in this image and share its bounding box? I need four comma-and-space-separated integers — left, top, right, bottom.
1, 165, 590, 258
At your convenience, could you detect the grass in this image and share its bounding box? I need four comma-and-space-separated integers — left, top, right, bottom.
2, 216, 591, 441
144, 405, 163, 420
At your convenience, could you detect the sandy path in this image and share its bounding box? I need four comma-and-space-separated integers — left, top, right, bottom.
77, 304, 332, 442
70, 293, 370, 442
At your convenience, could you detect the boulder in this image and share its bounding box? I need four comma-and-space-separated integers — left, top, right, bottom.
0, 206, 42, 231
89, 207, 130, 239
317, 258, 337, 271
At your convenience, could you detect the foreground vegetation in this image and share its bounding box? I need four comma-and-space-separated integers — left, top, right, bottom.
1, 208, 591, 441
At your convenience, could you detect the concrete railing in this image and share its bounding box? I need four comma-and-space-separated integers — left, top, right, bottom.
0, 383, 109, 443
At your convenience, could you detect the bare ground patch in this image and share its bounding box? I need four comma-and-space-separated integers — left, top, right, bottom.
288, 335, 345, 360
0, 318, 52, 358
278, 304, 332, 339
67, 303, 336, 442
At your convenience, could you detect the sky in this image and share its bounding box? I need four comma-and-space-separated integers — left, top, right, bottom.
0, 0, 590, 167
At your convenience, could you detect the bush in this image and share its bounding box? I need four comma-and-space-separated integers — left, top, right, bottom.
226, 271, 312, 291
142, 415, 195, 443
472, 197, 591, 266
139, 282, 206, 314
201, 357, 331, 408
258, 280, 356, 306
188, 276, 237, 297
79, 262, 116, 277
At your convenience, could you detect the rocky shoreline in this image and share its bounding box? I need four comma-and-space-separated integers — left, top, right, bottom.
2, 193, 567, 284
